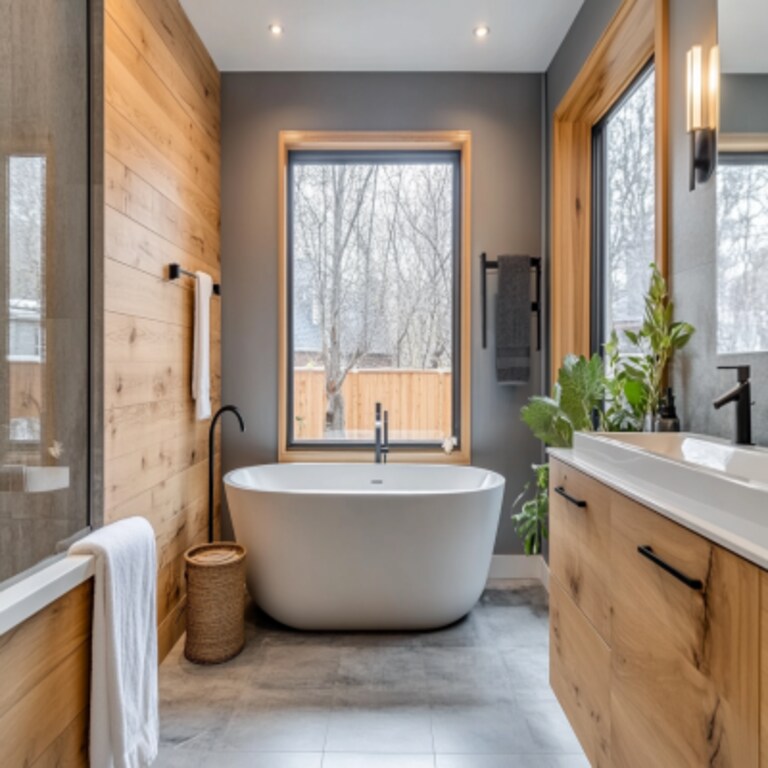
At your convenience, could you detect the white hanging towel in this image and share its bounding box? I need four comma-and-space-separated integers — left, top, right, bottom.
69, 517, 159, 768
192, 270, 213, 420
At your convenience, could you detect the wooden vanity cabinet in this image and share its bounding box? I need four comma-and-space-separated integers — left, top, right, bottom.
610, 493, 759, 767
549, 458, 613, 643
549, 457, 762, 768
550, 577, 612, 767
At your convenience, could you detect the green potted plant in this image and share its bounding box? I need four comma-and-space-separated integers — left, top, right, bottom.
512, 354, 606, 555
512, 265, 695, 553
605, 264, 695, 431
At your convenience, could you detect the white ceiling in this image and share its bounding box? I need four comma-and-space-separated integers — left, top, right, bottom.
180, 0, 585, 73
718, 0, 768, 73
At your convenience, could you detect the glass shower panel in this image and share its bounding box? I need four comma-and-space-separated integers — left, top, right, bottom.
1, 0, 91, 585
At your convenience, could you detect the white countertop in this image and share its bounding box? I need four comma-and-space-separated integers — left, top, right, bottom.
550, 434, 768, 571
0, 554, 95, 636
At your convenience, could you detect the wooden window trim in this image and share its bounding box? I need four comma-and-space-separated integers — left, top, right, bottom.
551, 0, 669, 377
277, 131, 472, 465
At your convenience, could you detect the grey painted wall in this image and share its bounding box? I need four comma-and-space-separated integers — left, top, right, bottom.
721, 74, 768, 133
220, 73, 544, 554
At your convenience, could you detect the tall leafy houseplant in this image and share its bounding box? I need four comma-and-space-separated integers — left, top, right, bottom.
512, 355, 606, 554
605, 265, 695, 430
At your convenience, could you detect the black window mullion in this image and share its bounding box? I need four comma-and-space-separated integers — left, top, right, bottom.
285, 149, 462, 452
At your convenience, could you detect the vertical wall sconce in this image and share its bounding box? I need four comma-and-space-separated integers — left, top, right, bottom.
687, 44, 719, 190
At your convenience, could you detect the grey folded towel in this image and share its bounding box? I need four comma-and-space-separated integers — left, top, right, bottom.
495, 254, 531, 385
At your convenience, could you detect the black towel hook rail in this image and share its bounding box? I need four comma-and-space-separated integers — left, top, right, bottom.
480, 253, 541, 351
168, 262, 221, 296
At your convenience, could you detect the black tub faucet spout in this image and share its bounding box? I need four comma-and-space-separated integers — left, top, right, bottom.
209, 405, 246, 542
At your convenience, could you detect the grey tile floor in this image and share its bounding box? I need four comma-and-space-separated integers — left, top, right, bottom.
155, 580, 588, 768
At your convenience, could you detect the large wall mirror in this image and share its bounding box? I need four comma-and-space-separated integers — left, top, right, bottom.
717, 0, 768, 355
0, 0, 101, 586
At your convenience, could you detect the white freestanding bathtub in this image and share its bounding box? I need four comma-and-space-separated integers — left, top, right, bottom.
224, 463, 505, 630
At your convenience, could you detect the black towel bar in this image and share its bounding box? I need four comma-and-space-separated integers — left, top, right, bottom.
480, 253, 541, 351
168, 263, 221, 295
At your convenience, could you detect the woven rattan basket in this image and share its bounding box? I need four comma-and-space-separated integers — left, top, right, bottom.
184, 542, 247, 664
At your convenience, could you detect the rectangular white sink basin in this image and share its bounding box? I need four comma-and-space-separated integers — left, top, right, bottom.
579, 432, 768, 486
552, 432, 768, 569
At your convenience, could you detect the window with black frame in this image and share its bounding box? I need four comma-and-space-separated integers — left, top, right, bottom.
286, 150, 462, 451
591, 62, 656, 356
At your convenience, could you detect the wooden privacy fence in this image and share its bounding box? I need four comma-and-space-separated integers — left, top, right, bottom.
293, 368, 452, 440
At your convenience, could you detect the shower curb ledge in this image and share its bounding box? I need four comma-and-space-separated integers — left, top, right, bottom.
0, 554, 95, 635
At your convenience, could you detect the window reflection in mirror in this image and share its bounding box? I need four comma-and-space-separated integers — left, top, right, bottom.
717, 155, 768, 353
716, 0, 768, 355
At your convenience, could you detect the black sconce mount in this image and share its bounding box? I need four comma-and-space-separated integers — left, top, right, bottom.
690, 128, 717, 191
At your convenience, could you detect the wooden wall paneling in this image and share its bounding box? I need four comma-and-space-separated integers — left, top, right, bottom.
104, 15, 220, 197
104, 0, 221, 661
158, 598, 187, 662
105, 153, 220, 268
104, 312, 221, 410
104, 422, 210, 509
104, 205, 215, 279
105, 103, 219, 234
550, 0, 666, 374
0, 582, 93, 768
106, 0, 220, 142
133, 0, 220, 93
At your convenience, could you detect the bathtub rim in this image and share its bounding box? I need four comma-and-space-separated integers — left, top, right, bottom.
223, 462, 505, 497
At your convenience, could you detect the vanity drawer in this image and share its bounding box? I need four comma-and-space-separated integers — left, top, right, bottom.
550, 578, 611, 768
610, 492, 759, 768
549, 459, 612, 642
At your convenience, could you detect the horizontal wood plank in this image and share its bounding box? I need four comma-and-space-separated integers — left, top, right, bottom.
106, 0, 220, 142
104, 423, 210, 510
104, 13, 220, 196
158, 596, 187, 662
0, 640, 90, 768
133, 0, 220, 97
105, 102, 220, 235
105, 205, 218, 283
104, 312, 221, 409
106, 153, 220, 268
30, 708, 89, 768
0, 581, 92, 722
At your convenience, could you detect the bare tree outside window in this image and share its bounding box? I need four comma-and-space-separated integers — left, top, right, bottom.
289, 154, 458, 443
717, 158, 768, 353
602, 67, 656, 353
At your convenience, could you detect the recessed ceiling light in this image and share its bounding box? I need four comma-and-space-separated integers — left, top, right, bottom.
268, 23, 284, 37
473, 25, 490, 39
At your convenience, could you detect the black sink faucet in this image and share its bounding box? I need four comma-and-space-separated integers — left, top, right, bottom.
713, 365, 752, 445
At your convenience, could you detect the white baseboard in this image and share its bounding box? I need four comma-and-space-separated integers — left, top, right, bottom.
488, 554, 549, 586
538, 556, 550, 593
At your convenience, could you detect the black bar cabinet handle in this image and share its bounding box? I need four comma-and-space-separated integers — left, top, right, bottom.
553, 486, 587, 508
637, 545, 703, 591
